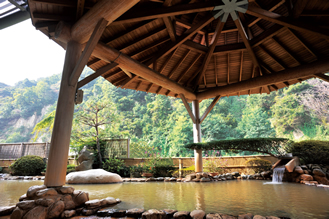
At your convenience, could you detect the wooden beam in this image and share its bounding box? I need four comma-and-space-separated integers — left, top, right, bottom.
179, 94, 196, 123
197, 57, 329, 100
234, 17, 262, 76
76, 0, 85, 20
168, 50, 190, 79
93, 42, 197, 100
315, 73, 329, 83
148, 14, 215, 64
227, 53, 230, 84
246, 5, 329, 40
177, 53, 202, 83
33, 13, 73, 21
258, 44, 286, 70
251, 24, 285, 47
69, 18, 108, 86
200, 95, 221, 123
114, 2, 216, 25
71, 0, 139, 44
120, 67, 133, 78
300, 11, 329, 17
239, 51, 243, 81
292, 0, 307, 19
195, 21, 225, 86
31, 0, 94, 8
213, 43, 246, 54
182, 40, 208, 54
271, 37, 301, 65
77, 62, 118, 88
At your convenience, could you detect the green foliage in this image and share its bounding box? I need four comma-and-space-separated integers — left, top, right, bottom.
9, 155, 46, 176
0, 166, 3, 173
285, 140, 329, 165
204, 157, 228, 174
172, 165, 195, 178
32, 110, 55, 141
103, 158, 127, 175
185, 138, 291, 157
66, 164, 76, 173
149, 158, 176, 177
129, 141, 157, 158
245, 158, 272, 174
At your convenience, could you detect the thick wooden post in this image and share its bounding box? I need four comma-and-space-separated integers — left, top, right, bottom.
192, 100, 203, 172
45, 41, 82, 187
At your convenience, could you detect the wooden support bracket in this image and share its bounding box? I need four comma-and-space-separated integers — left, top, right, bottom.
200, 95, 221, 124
179, 94, 196, 124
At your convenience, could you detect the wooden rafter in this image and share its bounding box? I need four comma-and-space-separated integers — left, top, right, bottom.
246, 5, 329, 40
197, 57, 329, 100
257, 44, 286, 70
227, 53, 230, 84
162, 0, 176, 42
214, 55, 218, 86
113, 2, 217, 25
271, 37, 301, 65
147, 14, 215, 65
69, 18, 108, 86
77, 62, 118, 88
195, 20, 225, 86
76, 0, 85, 20
177, 53, 202, 83
292, 0, 307, 19
315, 73, 329, 83
179, 94, 196, 123
200, 95, 221, 123
234, 17, 262, 76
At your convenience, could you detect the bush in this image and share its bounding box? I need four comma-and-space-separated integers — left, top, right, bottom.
172, 165, 195, 178
285, 140, 329, 165
0, 166, 3, 173
67, 164, 76, 174
246, 158, 272, 174
9, 155, 46, 176
150, 158, 176, 177
103, 158, 126, 175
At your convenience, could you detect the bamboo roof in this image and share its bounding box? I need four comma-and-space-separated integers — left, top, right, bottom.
27, 0, 329, 100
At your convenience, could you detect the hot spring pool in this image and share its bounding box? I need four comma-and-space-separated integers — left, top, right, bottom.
1, 180, 329, 219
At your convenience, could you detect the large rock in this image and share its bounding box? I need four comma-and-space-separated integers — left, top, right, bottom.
22, 206, 47, 219
0, 206, 16, 216
294, 166, 304, 174
298, 174, 313, 182
76, 146, 94, 171
66, 169, 122, 184
142, 209, 167, 219
313, 169, 326, 177
190, 210, 205, 219
313, 175, 329, 185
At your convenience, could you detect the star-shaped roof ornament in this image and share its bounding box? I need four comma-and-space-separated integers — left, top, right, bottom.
213, 0, 249, 22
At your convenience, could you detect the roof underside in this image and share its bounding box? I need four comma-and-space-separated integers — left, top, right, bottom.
27, 0, 329, 99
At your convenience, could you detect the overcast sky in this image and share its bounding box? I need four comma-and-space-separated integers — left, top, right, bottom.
0, 20, 66, 86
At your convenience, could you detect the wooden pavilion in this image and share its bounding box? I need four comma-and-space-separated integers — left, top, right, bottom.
17, 0, 329, 186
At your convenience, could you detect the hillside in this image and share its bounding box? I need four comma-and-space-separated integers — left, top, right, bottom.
0, 68, 328, 157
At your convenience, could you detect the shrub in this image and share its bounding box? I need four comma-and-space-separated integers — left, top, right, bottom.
150, 158, 176, 177
204, 157, 228, 174
0, 166, 3, 173
9, 155, 46, 176
67, 164, 76, 174
285, 140, 329, 165
103, 158, 126, 175
172, 165, 195, 178
246, 158, 272, 174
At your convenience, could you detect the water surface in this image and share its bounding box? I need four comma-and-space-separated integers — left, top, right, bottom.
1, 180, 329, 219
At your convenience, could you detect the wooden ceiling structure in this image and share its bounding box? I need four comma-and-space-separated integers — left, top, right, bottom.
25, 0, 329, 186
27, 0, 329, 101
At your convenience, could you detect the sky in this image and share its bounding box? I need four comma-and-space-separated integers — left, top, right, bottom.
0, 20, 66, 86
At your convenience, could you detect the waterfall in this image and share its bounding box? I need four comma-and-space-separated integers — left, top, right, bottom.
272, 166, 285, 183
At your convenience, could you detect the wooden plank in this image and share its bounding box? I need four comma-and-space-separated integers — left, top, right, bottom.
77, 62, 118, 88
177, 53, 202, 83
214, 55, 218, 86
213, 43, 246, 54
227, 53, 230, 84
239, 51, 243, 81
195, 21, 225, 86
251, 24, 284, 47
76, 0, 85, 20
271, 37, 302, 65
69, 18, 108, 86
235, 17, 262, 76
200, 95, 221, 123
196, 57, 329, 100
258, 44, 286, 70
163, 17, 176, 42
33, 13, 73, 21
179, 94, 196, 123
113, 2, 216, 25
246, 5, 329, 40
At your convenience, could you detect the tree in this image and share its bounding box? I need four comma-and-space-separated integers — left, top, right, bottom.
75, 99, 118, 167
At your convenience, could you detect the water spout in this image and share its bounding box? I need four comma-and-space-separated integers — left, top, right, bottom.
272, 165, 285, 183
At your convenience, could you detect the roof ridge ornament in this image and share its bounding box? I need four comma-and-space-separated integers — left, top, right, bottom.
213, 0, 248, 21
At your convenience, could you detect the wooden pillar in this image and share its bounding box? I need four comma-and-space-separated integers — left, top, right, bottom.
179, 158, 183, 178
44, 41, 82, 187
192, 100, 203, 172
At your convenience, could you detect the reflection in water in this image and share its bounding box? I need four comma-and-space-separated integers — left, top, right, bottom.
1, 180, 329, 218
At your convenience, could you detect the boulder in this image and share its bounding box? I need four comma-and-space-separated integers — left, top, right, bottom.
35, 188, 58, 197
73, 191, 89, 206
103, 197, 118, 205
253, 216, 266, 219
76, 146, 94, 171
313, 169, 326, 177
173, 211, 190, 219
85, 199, 102, 209
61, 210, 76, 218
142, 209, 167, 219
163, 209, 178, 217
58, 186, 75, 194
11, 207, 27, 219
26, 185, 47, 198
0, 206, 16, 216
190, 210, 205, 219
299, 174, 313, 182
313, 175, 329, 185
200, 177, 210, 182
185, 174, 196, 181
294, 166, 304, 174
126, 208, 145, 218
238, 213, 253, 219
22, 206, 47, 219
206, 213, 222, 219
48, 200, 65, 218
17, 200, 35, 210
66, 169, 123, 184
